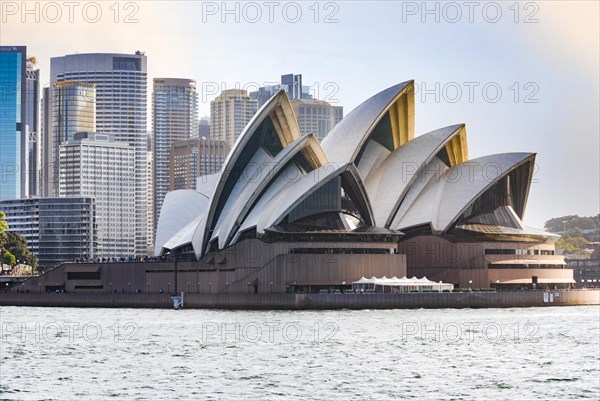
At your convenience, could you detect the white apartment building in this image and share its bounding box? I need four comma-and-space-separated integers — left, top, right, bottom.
59, 132, 135, 258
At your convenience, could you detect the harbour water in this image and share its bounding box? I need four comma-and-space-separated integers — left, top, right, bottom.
1, 306, 599, 400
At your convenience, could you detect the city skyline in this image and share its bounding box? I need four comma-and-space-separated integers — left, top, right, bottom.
1, 1, 599, 229
0, 4, 599, 400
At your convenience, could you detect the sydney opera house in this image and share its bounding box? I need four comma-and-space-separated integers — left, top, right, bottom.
152, 80, 572, 292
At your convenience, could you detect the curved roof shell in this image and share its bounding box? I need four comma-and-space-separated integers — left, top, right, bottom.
211, 134, 327, 249
393, 152, 536, 233
154, 189, 209, 255
365, 124, 467, 227
254, 163, 374, 235
201, 91, 302, 255
321, 80, 415, 167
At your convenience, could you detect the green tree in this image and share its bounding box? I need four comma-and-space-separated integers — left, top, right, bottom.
544, 214, 600, 233
0, 211, 8, 249
556, 236, 589, 253
3, 232, 38, 271
2, 251, 16, 266
545, 214, 599, 253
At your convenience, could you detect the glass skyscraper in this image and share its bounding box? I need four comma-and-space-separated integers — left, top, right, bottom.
50, 81, 96, 195
0, 46, 26, 200
50, 52, 149, 255
250, 73, 313, 108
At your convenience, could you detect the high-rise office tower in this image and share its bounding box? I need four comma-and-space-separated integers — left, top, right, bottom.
250, 73, 313, 108
152, 78, 198, 226
51, 52, 149, 255
146, 149, 154, 254
170, 138, 230, 191
40, 87, 51, 197
289, 98, 343, 141
281, 73, 303, 99
249, 84, 286, 108
210, 89, 257, 147
0, 46, 26, 200
198, 116, 210, 138
50, 81, 96, 196
59, 132, 135, 258
25, 58, 40, 197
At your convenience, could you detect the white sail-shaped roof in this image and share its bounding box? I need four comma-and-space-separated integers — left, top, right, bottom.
211, 134, 327, 249
154, 190, 209, 255
200, 91, 302, 255
394, 153, 536, 233
255, 163, 374, 234
365, 124, 467, 227
321, 80, 414, 166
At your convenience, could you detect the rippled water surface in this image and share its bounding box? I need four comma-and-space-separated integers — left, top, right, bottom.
1, 306, 599, 400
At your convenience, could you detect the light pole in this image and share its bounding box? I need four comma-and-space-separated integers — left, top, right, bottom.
209, 282, 212, 293
173, 250, 179, 295
468, 280, 473, 291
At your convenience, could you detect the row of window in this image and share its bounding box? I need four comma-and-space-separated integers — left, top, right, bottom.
487, 264, 564, 269
485, 249, 555, 255
289, 248, 395, 255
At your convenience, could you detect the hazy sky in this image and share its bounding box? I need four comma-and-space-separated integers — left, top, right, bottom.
2, 0, 598, 228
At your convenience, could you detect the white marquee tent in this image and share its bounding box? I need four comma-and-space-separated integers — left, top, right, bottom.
352, 276, 454, 293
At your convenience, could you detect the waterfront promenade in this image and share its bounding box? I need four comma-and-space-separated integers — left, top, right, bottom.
1, 289, 598, 310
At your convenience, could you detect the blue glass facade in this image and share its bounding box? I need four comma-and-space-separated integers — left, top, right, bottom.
0, 46, 26, 200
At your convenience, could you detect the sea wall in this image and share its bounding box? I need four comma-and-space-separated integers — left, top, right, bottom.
1, 290, 598, 310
